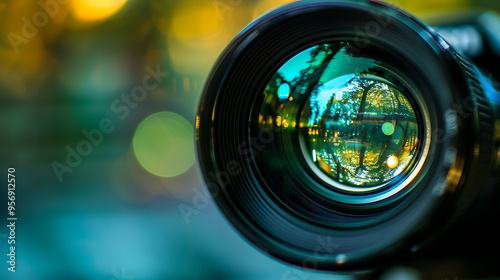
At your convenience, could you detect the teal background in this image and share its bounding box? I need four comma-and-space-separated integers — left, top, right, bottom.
1, 0, 499, 279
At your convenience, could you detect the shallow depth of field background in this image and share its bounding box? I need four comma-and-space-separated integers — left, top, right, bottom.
1, 0, 499, 279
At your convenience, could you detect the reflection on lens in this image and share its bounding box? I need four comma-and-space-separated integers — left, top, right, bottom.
382, 122, 395, 136
260, 42, 420, 189
278, 83, 290, 99
387, 155, 399, 169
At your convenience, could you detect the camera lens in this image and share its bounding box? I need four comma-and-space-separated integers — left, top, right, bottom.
197, 0, 499, 271
261, 42, 421, 191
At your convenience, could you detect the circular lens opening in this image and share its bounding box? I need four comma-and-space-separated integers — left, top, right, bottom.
260, 42, 421, 193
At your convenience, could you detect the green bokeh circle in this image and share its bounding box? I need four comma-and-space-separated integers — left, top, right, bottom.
133, 112, 195, 177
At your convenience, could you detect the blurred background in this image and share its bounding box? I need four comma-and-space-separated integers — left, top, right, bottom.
1, 0, 500, 279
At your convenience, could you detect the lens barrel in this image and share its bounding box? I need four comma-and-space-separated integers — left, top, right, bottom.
196, 0, 500, 271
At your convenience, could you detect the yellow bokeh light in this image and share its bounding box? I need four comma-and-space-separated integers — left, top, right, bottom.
166, 0, 233, 74
252, 0, 295, 20
252, 0, 470, 23
383, 0, 469, 15
387, 155, 399, 169
71, 0, 128, 22
171, 1, 221, 38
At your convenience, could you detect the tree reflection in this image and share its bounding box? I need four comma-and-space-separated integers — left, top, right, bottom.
260, 42, 420, 187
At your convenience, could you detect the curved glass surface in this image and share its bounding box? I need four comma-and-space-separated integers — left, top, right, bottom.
259, 42, 420, 189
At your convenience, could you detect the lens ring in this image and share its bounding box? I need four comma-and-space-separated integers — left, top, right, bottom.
197, 0, 469, 271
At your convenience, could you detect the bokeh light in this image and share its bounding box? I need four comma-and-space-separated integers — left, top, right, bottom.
1, 0, 498, 278
253, 0, 295, 20
387, 155, 399, 169
133, 112, 195, 178
277, 83, 290, 99
382, 122, 396, 136
71, 0, 128, 22
166, 0, 252, 75
171, 1, 221, 38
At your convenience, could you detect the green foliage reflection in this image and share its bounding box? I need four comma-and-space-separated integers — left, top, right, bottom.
260, 42, 420, 187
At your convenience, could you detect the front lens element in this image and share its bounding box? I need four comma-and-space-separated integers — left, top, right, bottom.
260, 42, 420, 189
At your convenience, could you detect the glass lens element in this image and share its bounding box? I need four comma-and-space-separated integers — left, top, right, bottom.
260, 42, 420, 189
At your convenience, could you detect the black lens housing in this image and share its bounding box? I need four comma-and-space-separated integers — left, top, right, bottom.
196, 0, 500, 271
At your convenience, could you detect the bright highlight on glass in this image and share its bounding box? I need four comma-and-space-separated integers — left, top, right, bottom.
382, 122, 395, 136
278, 83, 290, 99
260, 42, 421, 188
133, 112, 195, 178
387, 155, 399, 169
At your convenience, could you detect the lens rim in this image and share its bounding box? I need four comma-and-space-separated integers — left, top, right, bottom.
197, 0, 471, 271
